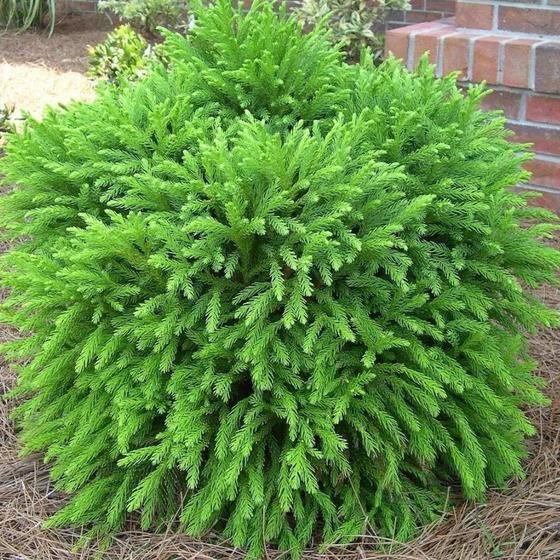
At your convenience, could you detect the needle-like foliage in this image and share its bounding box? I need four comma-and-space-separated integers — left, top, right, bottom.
1, 1, 559, 557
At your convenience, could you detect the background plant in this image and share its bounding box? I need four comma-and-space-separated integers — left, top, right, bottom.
1, 1, 559, 558
88, 24, 155, 83
0, 100, 14, 134
0, 0, 56, 34
295, 0, 410, 61
98, 0, 191, 36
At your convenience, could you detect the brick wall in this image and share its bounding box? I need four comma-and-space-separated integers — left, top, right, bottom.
388, 0, 456, 28
386, 3, 560, 212
56, 0, 98, 15
455, 0, 560, 34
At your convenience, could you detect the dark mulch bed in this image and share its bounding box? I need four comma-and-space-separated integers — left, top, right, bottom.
0, 14, 114, 73
0, 14, 112, 121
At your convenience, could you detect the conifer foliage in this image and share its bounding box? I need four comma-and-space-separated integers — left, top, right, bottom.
1, 0, 559, 556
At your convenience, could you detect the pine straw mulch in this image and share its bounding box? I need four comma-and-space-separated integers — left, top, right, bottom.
0, 248, 558, 560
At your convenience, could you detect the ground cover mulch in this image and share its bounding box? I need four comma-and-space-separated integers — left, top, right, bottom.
0, 14, 112, 120
0, 19, 559, 558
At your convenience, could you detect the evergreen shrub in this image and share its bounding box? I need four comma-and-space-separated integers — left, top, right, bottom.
1, 0, 559, 556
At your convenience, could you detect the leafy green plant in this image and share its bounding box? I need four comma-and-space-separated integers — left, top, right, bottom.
1, 1, 559, 557
0, 0, 56, 34
0, 100, 14, 133
98, 0, 191, 35
295, 0, 410, 61
88, 24, 154, 83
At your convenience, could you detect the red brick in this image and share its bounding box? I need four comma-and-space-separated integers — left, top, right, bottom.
407, 20, 456, 33
509, 123, 560, 156
413, 35, 439, 66
413, 26, 456, 66
472, 36, 503, 84
387, 22, 411, 29
385, 27, 411, 61
522, 189, 560, 214
386, 21, 451, 59
406, 11, 445, 23
498, 7, 560, 35
502, 0, 549, 4
535, 42, 560, 95
526, 95, 560, 125
388, 10, 406, 22
425, 0, 456, 12
480, 90, 522, 119
456, 2, 493, 30
503, 40, 535, 89
76, 0, 97, 10
410, 0, 425, 9
525, 156, 560, 191
442, 34, 471, 79
387, 10, 404, 25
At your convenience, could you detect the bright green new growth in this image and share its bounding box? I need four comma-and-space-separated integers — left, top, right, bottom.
1, 1, 559, 556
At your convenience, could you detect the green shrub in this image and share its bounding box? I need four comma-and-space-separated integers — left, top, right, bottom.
160, 2, 347, 127
88, 24, 154, 83
1, 0, 559, 556
295, 0, 410, 61
99, 0, 191, 35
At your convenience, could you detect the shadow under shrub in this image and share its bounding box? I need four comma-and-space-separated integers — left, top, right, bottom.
1, 0, 559, 557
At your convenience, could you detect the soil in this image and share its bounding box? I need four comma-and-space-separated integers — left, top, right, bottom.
0, 14, 112, 120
